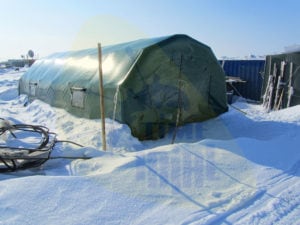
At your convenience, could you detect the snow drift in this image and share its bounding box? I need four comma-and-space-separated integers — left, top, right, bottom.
0, 69, 300, 224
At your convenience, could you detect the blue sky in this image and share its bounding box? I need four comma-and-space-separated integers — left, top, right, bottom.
1, 0, 299, 60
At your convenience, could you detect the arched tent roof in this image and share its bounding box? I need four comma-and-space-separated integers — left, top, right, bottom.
19, 34, 228, 140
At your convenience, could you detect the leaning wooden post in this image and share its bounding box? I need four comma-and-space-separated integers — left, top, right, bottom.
287, 62, 293, 108
171, 54, 183, 144
98, 43, 107, 151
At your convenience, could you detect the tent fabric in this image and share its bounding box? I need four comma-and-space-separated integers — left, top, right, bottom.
261, 51, 300, 110
19, 34, 228, 140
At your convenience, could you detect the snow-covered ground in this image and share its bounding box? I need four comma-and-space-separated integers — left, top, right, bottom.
1, 68, 300, 225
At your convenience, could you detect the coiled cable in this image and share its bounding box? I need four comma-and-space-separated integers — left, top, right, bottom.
0, 118, 86, 172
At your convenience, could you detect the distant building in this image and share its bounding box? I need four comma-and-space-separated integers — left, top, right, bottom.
7, 59, 35, 67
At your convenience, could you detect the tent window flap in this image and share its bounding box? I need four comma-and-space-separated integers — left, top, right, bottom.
71, 87, 86, 108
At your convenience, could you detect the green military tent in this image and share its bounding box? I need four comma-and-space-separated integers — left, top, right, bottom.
262, 51, 300, 110
19, 34, 228, 140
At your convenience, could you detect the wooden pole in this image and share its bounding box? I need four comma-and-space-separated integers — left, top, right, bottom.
273, 61, 285, 110
171, 54, 183, 144
98, 43, 107, 151
287, 62, 293, 108
262, 56, 273, 108
266, 63, 277, 112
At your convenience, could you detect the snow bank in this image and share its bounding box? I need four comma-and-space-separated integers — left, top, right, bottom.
0, 69, 300, 224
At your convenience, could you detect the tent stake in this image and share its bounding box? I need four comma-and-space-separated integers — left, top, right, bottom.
98, 43, 107, 151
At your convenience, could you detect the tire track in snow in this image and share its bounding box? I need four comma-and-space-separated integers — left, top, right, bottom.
226, 172, 300, 224
267, 159, 300, 186
179, 190, 265, 225
183, 159, 300, 225
203, 190, 266, 225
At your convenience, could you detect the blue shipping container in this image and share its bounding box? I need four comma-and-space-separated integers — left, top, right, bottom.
220, 60, 265, 101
